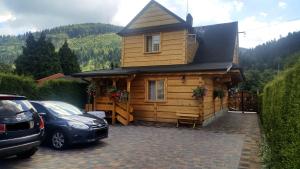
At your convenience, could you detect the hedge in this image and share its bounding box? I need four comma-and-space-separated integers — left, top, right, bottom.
38, 79, 87, 108
261, 61, 300, 168
0, 73, 38, 99
0, 73, 87, 108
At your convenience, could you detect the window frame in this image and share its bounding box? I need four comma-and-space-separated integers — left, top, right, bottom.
145, 78, 167, 102
144, 33, 162, 54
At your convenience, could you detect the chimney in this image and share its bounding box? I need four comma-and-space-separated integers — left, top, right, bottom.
186, 13, 193, 27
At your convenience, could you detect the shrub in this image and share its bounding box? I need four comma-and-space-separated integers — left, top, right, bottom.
261, 60, 300, 168
0, 73, 37, 99
38, 79, 87, 108
0, 73, 87, 108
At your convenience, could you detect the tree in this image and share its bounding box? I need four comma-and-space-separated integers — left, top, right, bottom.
0, 63, 13, 73
58, 41, 81, 75
15, 32, 62, 79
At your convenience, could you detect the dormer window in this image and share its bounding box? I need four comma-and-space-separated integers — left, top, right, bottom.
145, 34, 160, 53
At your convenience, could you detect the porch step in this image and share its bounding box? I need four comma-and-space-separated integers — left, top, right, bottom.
116, 106, 133, 122
116, 115, 129, 125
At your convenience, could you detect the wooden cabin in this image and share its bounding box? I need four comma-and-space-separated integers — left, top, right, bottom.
73, 0, 243, 126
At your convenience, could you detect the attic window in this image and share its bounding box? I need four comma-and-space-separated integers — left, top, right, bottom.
145, 34, 160, 53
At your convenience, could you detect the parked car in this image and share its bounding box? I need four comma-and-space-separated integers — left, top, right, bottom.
0, 95, 44, 158
30, 101, 108, 150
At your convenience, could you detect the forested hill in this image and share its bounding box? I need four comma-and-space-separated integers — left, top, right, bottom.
240, 31, 300, 70
239, 31, 300, 92
43, 23, 123, 38
0, 23, 123, 71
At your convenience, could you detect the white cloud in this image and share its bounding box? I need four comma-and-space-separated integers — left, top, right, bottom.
233, 1, 244, 12
259, 12, 268, 17
112, 0, 242, 27
239, 16, 300, 48
0, 13, 16, 23
278, 1, 287, 9
112, 0, 149, 26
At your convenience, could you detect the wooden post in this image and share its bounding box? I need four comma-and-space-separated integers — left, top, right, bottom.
126, 79, 131, 123
154, 103, 157, 122
241, 91, 244, 114
112, 79, 117, 124
93, 96, 96, 111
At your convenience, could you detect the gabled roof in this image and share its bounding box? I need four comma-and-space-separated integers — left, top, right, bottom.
193, 22, 238, 64
118, 0, 188, 36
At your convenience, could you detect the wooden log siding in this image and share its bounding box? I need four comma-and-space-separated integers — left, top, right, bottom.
131, 74, 207, 123
127, 2, 180, 29
122, 30, 186, 67
202, 77, 215, 120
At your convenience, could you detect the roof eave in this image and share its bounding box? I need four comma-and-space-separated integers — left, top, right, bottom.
117, 23, 188, 36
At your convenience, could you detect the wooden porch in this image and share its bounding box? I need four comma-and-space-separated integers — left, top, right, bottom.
86, 76, 135, 125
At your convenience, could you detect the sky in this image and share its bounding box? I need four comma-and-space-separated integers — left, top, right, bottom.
0, 0, 299, 48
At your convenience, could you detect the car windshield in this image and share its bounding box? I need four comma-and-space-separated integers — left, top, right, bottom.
0, 100, 35, 116
43, 102, 84, 116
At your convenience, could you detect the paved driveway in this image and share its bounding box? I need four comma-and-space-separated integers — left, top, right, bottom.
0, 112, 261, 169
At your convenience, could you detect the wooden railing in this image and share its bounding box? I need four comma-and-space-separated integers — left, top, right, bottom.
93, 96, 133, 125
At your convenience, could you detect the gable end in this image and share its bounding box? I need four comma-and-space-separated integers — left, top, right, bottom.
118, 0, 187, 36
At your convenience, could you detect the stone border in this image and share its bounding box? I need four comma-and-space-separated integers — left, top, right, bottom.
202, 108, 228, 126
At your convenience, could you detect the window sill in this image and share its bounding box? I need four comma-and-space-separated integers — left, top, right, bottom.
144, 51, 161, 54
145, 100, 167, 103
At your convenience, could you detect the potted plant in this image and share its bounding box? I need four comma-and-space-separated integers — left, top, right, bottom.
213, 88, 225, 109
119, 90, 129, 102
107, 86, 129, 102
107, 86, 119, 100
213, 88, 225, 99
192, 86, 207, 100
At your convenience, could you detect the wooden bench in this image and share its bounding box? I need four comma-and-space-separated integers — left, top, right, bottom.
176, 113, 199, 128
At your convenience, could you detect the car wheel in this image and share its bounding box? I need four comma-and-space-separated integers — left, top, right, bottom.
51, 131, 68, 150
17, 147, 38, 159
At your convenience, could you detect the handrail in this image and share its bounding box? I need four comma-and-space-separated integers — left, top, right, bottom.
94, 96, 133, 125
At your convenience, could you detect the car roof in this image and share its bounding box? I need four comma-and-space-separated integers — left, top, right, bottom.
0, 94, 26, 100
30, 100, 69, 105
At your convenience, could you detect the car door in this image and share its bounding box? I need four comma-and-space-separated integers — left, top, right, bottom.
30, 103, 54, 134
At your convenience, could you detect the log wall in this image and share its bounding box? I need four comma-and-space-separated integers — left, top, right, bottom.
130, 74, 228, 123
122, 30, 186, 67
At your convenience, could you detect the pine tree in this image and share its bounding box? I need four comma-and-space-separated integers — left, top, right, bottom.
15, 32, 62, 79
58, 41, 80, 75
58, 41, 81, 75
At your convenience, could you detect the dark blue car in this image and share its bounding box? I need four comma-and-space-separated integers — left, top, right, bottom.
30, 101, 108, 150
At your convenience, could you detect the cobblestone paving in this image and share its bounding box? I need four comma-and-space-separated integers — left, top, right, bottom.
0, 112, 262, 169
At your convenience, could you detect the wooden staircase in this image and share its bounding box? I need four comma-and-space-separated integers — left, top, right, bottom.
115, 102, 134, 125
94, 96, 133, 125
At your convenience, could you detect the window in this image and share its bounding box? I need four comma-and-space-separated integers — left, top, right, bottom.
145, 34, 160, 53
187, 34, 196, 44
147, 79, 165, 101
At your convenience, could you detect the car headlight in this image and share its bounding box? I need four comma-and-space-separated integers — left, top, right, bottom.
102, 119, 108, 125
68, 121, 89, 130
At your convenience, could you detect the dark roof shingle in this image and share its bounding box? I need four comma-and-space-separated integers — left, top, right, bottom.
193, 22, 238, 64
